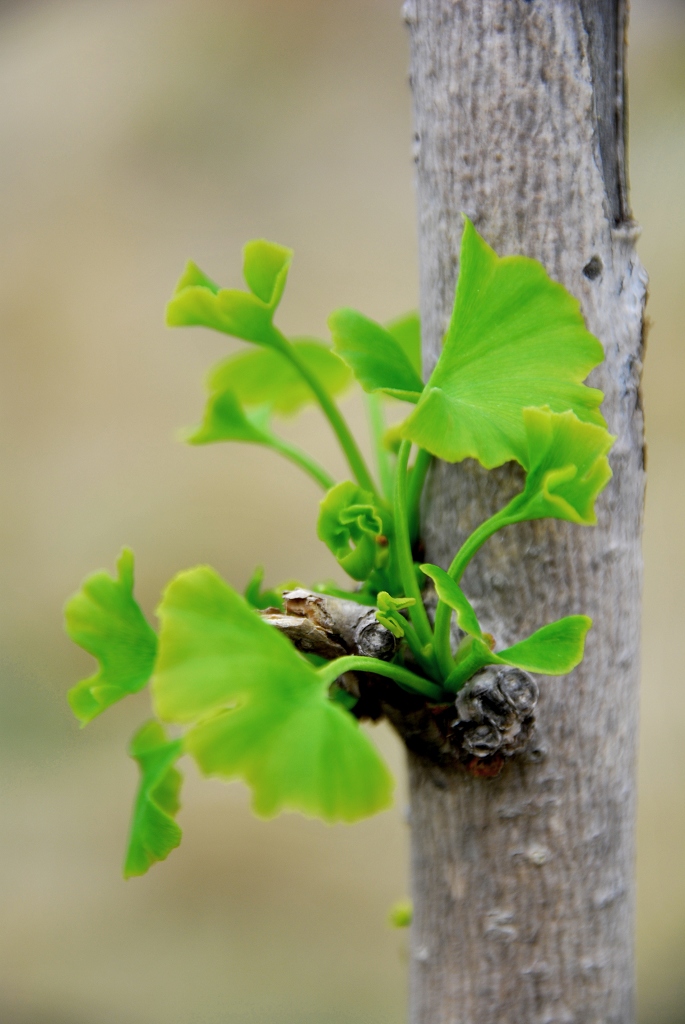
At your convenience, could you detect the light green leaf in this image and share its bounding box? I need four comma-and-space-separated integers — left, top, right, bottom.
166, 239, 292, 345
183, 390, 335, 491
124, 721, 183, 879
242, 239, 293, 308
510, 407, 615, 525
399, 218, 606, 468
420, 564, 483, 638
184, 390, 273, 446
375, 591, 416, 639
386, 312, 422, 378
447, 616, 592, 690
66, 549, 157, 725
244, 565, 284, 611
329, 309, 424, 402
172, 260, 220, 295
497, 615, 592, 674
207, 340, 352, 417
317, 481, 387, 581
152, 567, 393, 822
166, 283, 275, 343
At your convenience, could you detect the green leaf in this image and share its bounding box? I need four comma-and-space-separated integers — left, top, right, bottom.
65, 549, 157, 725
242, 239, 293, 308
172, 260, 220, 295
124, 721, 183, 879
244, 565, 284, 611
184, 390, 273, 446
386, 312, 422, 378
166, 239, 293, 345
510, 407, 615, 525
329, 309, 424, 402
207, 341, 352, 417
420, 564, 483, 638
497, 615, 592, 674
317, 481, 387, 582
375, 591, 415, 638
399, 218, 606, 468
447, 616, 592, 690
152, 567, 393, 822
166, 283, 275, 343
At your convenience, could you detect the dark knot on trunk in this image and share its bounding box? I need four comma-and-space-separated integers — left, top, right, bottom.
452, 667, 538, 758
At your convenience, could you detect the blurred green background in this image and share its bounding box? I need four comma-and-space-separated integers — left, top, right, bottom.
0, 0, 683, 1021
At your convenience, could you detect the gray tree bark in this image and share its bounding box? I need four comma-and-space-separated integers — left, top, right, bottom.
404, 2, 647, 1023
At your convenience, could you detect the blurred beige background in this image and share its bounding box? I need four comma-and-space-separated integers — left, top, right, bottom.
0, 0, 683, 1021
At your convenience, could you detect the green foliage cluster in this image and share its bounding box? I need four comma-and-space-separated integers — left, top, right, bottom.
65, 220, 614, 877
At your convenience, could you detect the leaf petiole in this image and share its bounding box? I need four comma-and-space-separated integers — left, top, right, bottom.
316, 655, 445, 702
394, 441, 438, 666
271, 326, 380, 498
433, 505, 516, 676
407, 447, 431, 544
267, 435, 336, 490
365, 393, 395, 500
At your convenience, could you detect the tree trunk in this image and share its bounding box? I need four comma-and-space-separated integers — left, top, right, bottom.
404, 3, 647, 1022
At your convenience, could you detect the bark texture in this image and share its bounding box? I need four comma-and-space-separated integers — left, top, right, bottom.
404, 2, 646, 1022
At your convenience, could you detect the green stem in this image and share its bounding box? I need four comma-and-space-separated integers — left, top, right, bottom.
407, 447, 432, 544
268, 437, 335, 491
433, 504, 518, 676
400, 619, 441, 681
394, 441, 436, 657
365, 394, 394, 500
316, 655, 445, 702
272, 327, 378, 497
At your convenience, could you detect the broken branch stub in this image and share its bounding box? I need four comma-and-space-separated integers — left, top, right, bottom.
259, 588, 397, 660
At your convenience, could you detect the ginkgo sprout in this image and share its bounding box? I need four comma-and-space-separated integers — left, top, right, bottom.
65, 218, 614, 877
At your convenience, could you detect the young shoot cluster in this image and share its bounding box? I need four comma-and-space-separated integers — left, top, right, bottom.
65, 220, 614, 877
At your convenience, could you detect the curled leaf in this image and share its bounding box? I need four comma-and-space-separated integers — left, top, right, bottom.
317, 482, 388, 582
242, 240, 292, 308
399, 218, 606, 468
124, 721, 183, 879
65, 549, 157, 725
510, 407, 615, 525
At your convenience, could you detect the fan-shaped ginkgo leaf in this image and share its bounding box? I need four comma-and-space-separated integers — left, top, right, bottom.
446, 616, 592, 691
65, 549, 157, 725
329, 309, 424, 402
124, 721, 183, 879
207, 341, 352, 417
151, 567, 393, 822
399, 218, 606, 468
166, 240, 293, 345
